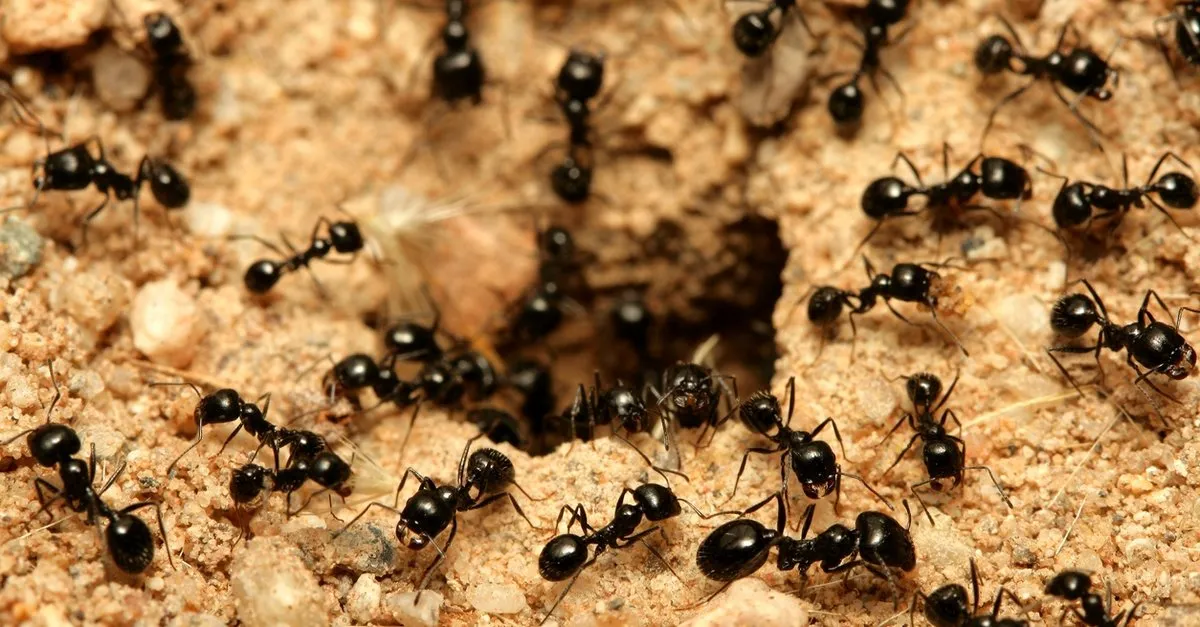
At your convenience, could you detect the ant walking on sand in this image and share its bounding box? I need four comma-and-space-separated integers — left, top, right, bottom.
1154, 2, 1200, 77
975, 18, 1120, 142
1046, 152, 1197, 240
913, 559, 1028, 627
1045, 570, 1139, 627
154, 384, 282, 476
1047, 279, 1198, 425
879, 371, 1014, 522
235, 215, 366, 295
2, 363, 82, 469
693, 491, 916, 607
143, 12, 197, 120
538, 482, 732, 624
718, 376, 891, 514
826, 0, 911, 126
230, 448, 352, 520
332, 432, 540, 597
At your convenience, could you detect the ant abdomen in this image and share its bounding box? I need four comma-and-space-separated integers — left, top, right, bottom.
106, 513, 156, 574
1050, 294, 1099, 338
696, 518, 777, 581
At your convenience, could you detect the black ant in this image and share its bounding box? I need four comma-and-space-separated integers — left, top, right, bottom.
880, 372, 1014, 523
236, 216, 365, 295
1046, 153, 1197, 239
857, 144, 1035, 249
429, 0, 486, 104
154, 384, 275, 476
913, 559, 1028, 627
2, 364, 81, 469
322, 353, 418, 410
657, 361, 738, 437
826, 0, 911, 126
1155, 2, 1200, 77
803, 257, 969, 359
333, 433, 539, 596
550, 50, 604, 204
539, 482, 730, 624
693, 492, 916, 606
501, 226, 585, 347
727, 0, 812, 58
506, 357, 556, 439
719, 376, 891, 515
1047, 280, 1198, 424
975, 18, 1120, 142
231, 449, 353, 518
143, 12, 197, 120
1046, 570, 1139, 627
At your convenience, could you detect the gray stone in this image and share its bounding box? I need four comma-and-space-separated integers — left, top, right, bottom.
0, 217, 44, 279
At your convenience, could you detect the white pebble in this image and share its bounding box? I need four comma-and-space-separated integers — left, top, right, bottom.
130, 280, 207, 369
385, 590, 441, 627
467, 582, 528, 614
231, 537, 327, 627
345, 575, 381, 623
184, 202, 237, 238
91, 44, 150, 111
1124, 537, 1157, 564
6, 374, 38, 409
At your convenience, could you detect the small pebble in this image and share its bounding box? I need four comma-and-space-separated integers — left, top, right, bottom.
385, 590, 441, 627
0, 217, 45, 279
91, 44, 151, 111
130, 280, 207, 368
51, 269, 130, 337
1, 0, 107, 53
231, 536, 328, 627
683, 578, 807, 627
467, 582, 528, 615
345, 575, 381, 623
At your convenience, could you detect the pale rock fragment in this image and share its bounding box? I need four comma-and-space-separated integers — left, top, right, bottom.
682, 578, 808, 626
231, 536, 329, 627
2, 0, 107, 54
91, 44, 151, 111
385, 590, 441, 626
467, 582, 528, 614
345, 574, 381, 623
130, 280, 207, 368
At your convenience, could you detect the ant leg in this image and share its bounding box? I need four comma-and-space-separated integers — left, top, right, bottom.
995, 15, 1030, 55
228, 233, 291, 259
720, 446, 784, 506
962, 465, 1014, 508
121, 501, 176, 569
931, 309, 970, 356
1145, 196, 1197, 241
79, 193, 112, 247
413, 517, 456, 599
879, 411, 911, 447
882, 433, 921, 475
676, 497, 740, 520
634, 534, 683, 583
674, 581, 733, 612
738, 490, 787, 533
216, 423, 246, 457
330, 502, 403, 539
614, 431, 688, 486
1051, 84, 1107, 144
33, 478, 65, 522
981, 80, 1036, 144
166, 422, 205, 477
395, 467, 429, 508
539, 562, 596, 624
890, 152, 925, 187
465, 491, 540, 530
907, 479, 937, 525
840, 471, 893, 510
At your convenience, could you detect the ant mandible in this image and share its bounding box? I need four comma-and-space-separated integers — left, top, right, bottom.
914, 558, 1029, 627
694, 492, 916, 606
1046, 152, 1197, 239
1047, 279, 1198, 424
332, 432, 540, 598
826, 0, 911, 126
1154, 2, 1200, 77
718, 376, 891, 515
1045, 570, 1139, 627
538, 482, 730, 624
143, 12, 197, 120
880, 371, 1014, 522
975, 18, 1120, 142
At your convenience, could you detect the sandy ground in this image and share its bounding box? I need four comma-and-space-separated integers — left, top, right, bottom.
1, 0, 1200, 625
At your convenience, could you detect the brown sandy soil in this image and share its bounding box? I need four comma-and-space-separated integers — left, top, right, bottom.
1, 0, 1200, 625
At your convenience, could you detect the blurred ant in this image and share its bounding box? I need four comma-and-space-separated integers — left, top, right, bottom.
143, 12, 196, 120
1047, 280, 1198, 425
1046, 570, 1139, 627
693, 492, 916, 607
500, 226, 585, 348
880, 372, 1014, 523
727, 0, 812, 58
975, 18, 1120, 142
539, 482, 730, 624
719, 376, 891, 515
1045, 152, 1197, 239
506, 357, 556, 444
826, 0, 911, 126
333, 432, 540, 599
429, 0, 486, 104
235, 216, 365, 295
803, 257, 969, 360
913, 559, 1028, 627
857, 144, 1036, 250
1154, 2, 1200, 78
383, 294, 454, 365
549, 50, 605, 204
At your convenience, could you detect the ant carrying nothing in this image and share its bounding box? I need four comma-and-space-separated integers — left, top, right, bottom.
880, 371, 1014, 523
1046, 152, 1197, 240
538, 482, 733, 624
826, 0, 911, 126
2, 364, 81, 469
231, 448, 353, 522
656, 361, 739, 442
1045, 570, 1139, 627
717, 376, 890, 516
143, 12, 197, 120
1047, 279, 1198, 425
332, 431, 540, 598
153, 383, 280, 476
727, 0, 812, 58
803, 257, 970, 360
975, 18, 1120, 142
500, 225, 586, 347
1154, 2, 1200, 77
914, 559, 1028, 627
234, 215, 366, 295
693, 491, 916, 607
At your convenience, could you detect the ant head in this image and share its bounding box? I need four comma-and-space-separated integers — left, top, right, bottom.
329, 221, 364, 254
611, 290, 653, 346
441, 19, 470, 49
397, 490, 455, 549
539, 534, 588, 581
551, 159, 592, 204
1051, 182, 1093, 229
385, 322, 439, 361
28, 423, 81, 468
791, 441, 838, 498
538, 226, 575, 262
1045, 570, 1092, 600
731, 11, 777, 58
827, 82, 865, 125
867, 0, 909, 26
974, 34, 1014, 74
1050, 294, 1100, 338
244, 260, 284, 294
199, 389, 243, 424
308, 451, 351, 489
861, 176, 912, 219
144, 12, 184, 54
924, 583, 971, 627
1172, 342, 1197, 380
106, 512, 155, 574
633, 483, 681, 522
334, 354, 381, 389
740, 390, 783, 436
905, 372, 943, 410
979, 156, 1030, 201
808, 286, 847, 325
696, 518, 776, 582
1155, 172, 1199, 209
230, 464, 270, 504
143, 159, 190, 209
464, 447, 514, 494
922, 437, 963, 481
604, 386, 648, 430
557, 50, 605, 102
